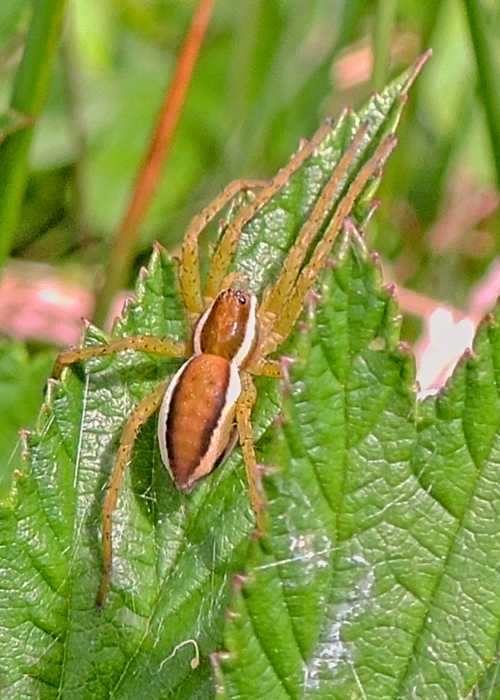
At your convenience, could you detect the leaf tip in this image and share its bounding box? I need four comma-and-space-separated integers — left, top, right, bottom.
211, 651, 232, 665
18, 428, 31, 461
306, 287, 322, 314
279, 355, 297, 394
364, 198, 381, 225
462, 346, 476, 362
153, 239, 166, 254
231, 572, 252, 593
403, 49, 433, 93
316, 114, 336, 139
383, 281, 397, 298
344, 217, 363, 239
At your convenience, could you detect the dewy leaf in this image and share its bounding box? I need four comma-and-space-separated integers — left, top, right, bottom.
0, 56, 428, 698
216, 232, 500, 694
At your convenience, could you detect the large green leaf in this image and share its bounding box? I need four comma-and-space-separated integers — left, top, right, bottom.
217, 229, 500, 698
0, 59, 426, 698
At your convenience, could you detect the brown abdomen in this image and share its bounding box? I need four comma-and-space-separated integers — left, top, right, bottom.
165, 353, 234, 490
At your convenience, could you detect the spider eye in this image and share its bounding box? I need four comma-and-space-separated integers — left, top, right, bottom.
238, 297, 246, 305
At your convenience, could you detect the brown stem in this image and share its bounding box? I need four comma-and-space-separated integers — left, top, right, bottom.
94, 0, 216, 325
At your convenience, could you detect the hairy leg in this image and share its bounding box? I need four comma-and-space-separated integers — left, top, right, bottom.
53, 336, 187, 379
268, 134, 397, 352
236, 372, 266, 536
96, 380, 168, 607
260, 121, 369, 319
178, 178, 268, 314
205, 118, 337, 300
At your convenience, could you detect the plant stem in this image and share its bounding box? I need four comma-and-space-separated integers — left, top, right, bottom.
0, 0, 68, 270
372, 0, 397, 90
94, 0, 215, 326
463, 0, 500, 187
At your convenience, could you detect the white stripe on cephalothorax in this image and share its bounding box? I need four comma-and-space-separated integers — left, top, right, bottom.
232, 293, 258, 368
192, 301, 213, 355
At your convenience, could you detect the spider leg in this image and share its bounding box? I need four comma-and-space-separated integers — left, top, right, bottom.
236, 372, 266, 536
179, 178, 269, 315
96, 379, 168, 608
259, 121, 369, 319
266, 133, 398, 353
53, 335, 187, 379
204, 119, 337, 300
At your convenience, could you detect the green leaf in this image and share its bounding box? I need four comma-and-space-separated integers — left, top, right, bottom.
0, 342, 53, 496
216, 206, 500, 694
0, 58, 426, 697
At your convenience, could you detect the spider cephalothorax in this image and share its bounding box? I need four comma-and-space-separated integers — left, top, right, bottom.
53, 118, 396, 606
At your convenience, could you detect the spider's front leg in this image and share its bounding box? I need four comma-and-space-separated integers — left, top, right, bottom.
178, 178, 268, 315
259, 121, 369, 320
96, 380, 168, 608
266, 133, 398, 352
204, 119, 335, 300
53, 335, 187, 379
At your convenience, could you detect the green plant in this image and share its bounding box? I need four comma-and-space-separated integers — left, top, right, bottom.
1, 53, 499, 700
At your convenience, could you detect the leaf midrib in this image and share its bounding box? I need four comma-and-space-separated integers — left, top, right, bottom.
57, 373, 90, 700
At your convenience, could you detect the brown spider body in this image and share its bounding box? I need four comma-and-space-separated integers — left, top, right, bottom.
52, 118, 397, 607
158, 289, 258, 491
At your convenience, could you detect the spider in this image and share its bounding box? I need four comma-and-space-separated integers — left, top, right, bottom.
53, 118, 396, 606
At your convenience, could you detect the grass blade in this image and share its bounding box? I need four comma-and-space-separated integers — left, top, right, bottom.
0, 0, 67, 269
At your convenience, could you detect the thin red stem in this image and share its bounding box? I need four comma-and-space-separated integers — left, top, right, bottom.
95, 0, 216, 324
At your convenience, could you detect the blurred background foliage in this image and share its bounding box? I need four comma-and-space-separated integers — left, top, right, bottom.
0, 0, 499, 486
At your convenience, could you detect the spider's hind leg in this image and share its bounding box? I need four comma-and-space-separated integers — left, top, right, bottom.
96, 379, 168, 608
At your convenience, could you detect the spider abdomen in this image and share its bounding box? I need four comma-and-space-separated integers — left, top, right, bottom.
158, 353, 241, 491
